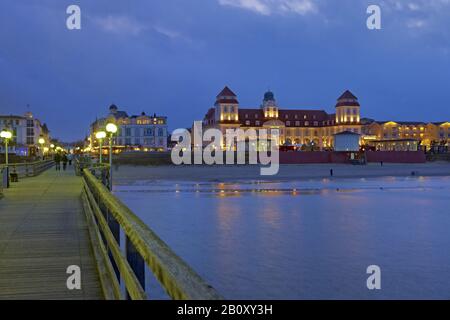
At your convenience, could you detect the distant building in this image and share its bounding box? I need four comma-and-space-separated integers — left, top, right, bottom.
90, 105, 168, 152
201, 87, 449, 152
333, 131, 361, 152
363, 121, 450, 150
0, 112, 50, 156
202, 86, 362, 150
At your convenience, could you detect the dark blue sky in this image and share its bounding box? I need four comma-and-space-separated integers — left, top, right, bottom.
1, 0, 449, 141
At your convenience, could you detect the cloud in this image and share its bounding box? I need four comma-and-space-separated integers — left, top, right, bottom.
217, 0, 318, 16
406, 19, 426, 29
92, 15, 147, 36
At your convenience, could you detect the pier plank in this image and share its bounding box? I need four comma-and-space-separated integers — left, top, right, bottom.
0, 168, 103, 300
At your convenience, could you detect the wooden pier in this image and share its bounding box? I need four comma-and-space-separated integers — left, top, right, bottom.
0, 167, 103, 299
0, 162, 221, 300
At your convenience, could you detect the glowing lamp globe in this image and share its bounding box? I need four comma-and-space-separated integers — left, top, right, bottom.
106, 123, 118, 134
38, 138, 45, 145
0, 130, 12, 139
95, 131, 107, 140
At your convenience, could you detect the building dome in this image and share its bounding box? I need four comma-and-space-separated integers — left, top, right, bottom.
109, 104, 118, 113
263, 90, 275, 102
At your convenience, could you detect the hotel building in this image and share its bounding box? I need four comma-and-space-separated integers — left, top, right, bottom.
0, 112, 50, 156
362, 121, 450, 151
202, 86, 362, 150
90, 104, 168, 152
202, 87, 449, 152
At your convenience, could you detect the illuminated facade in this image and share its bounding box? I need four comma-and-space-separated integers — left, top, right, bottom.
202, 87, 362, 150
363, 121, 450, 150
0, 112, 50, 156
90, 105, 168, 152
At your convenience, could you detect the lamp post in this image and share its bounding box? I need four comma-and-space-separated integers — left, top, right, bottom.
95, 131, 106, 164
1, 129, 13, 188
106, 123, 118, 190
38, 137, 45, 160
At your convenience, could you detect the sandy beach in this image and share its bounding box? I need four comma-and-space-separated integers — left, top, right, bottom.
113, 162, 450, 183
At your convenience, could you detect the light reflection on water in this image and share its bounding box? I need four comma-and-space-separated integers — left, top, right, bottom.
115, 176, 450, 299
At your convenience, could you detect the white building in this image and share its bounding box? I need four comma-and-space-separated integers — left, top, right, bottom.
333, 131, 361, 152
0, 112, 50, 156
90, 105, 168, 152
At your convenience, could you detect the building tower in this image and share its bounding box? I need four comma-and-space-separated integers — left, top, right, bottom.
215, 86, 239, 122
335, 90, 360, 125
261, 90, 279, 119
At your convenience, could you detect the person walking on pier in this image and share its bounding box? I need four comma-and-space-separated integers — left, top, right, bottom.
62, 153, 68, 171
54, 153, 61, 171
67, 153, 73, 166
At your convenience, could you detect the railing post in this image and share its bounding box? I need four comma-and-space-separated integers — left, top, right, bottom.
107, 211, 121, 282
126, 236, 145, 299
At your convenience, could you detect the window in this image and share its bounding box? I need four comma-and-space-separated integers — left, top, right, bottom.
305, 121, 309, 126
27, 120, 34, 127
27, 128, 34, 136
314, 121, 318, 126
144, 128, 154, 136
158, 128, 164, 136
230, 106, 234, 113
125, 128, 131, 136
245, 120, 250, 126
286, 121, 291, 126
303, 115, 307, 119
295, 121, 300, 126
255, 121, 260, 126
125, 138, 131, 145
255, 114, 258, 119
135, 128, 141, 136
285, 115, 289, 119
245, 114, 248, 119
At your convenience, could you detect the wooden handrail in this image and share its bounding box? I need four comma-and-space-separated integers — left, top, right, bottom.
82, 168, 222, 300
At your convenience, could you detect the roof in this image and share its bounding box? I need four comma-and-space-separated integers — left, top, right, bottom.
334, 130, 361, 136
335, 90, 360, 108
0, 115, 26, 119
337, 90, 358, 100
376, 121, 427, 125
278, 109, 329, 122
217, 86, 237, 98
111, 111, 129, 119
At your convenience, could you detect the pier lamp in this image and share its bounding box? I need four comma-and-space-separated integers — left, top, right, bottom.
1, 129, 13, 188
106, 123, 118, 191
95, 131, 107, 163
38, 137, 45, 159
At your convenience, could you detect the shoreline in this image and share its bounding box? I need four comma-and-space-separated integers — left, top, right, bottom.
113, 162, 450, 183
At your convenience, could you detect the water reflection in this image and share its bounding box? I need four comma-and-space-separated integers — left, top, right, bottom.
116, 176, 450, 299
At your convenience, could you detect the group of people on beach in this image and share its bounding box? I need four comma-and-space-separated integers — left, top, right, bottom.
54, 152, 73, 171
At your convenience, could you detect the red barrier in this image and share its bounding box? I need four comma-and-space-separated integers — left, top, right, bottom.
279, 151, 426, 164
365, 151, 426, 163
279, 152, 350, 164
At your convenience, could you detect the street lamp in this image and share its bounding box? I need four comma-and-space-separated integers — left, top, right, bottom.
1, 129, 13, 188
38, 137, 45, 160
106, 123, 118, 190
95, 131, 106, 163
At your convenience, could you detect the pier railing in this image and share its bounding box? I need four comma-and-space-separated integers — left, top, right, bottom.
80, 166, 222, 300
0, 160, 54, 194
0, 160, 54, 179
